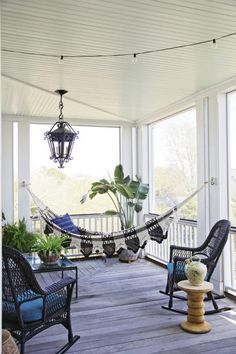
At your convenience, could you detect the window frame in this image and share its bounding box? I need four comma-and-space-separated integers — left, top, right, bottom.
148, 106, 197, 221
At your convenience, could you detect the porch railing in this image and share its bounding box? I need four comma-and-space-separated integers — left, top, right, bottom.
31, 213, 236, 288
31, 212, 197, 262
144, 214, 198, 263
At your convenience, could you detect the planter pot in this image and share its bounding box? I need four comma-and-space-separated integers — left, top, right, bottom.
2, 329, 19, 354
185, 255, 207, 286
118, 248, 139, 263
38, 252, 59, 265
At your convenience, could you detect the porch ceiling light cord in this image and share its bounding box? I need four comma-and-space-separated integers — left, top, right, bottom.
2, 31, 236, 60
44, 89, 79, 168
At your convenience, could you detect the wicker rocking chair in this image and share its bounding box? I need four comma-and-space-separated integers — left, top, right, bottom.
2, 246, 80, 354
160, 219, 232, 315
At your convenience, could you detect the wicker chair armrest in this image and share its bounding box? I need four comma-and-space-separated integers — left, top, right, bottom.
45, 277, 75, 295
170, 244, 199, 252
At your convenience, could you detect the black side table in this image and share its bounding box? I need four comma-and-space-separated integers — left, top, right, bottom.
25, 253, 78, 299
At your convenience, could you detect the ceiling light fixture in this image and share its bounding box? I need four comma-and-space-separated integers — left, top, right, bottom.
44, 89, 79, 168
3, 31, 236, 60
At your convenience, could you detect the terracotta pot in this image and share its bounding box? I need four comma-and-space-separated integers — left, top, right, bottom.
2, 329, 19, 354
38, 252, 59, 265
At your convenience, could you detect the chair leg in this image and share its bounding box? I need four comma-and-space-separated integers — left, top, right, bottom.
66, 317, 74, 343
20, 334, 25, 354
204, 291, 234, 315
55, 335, 80, 354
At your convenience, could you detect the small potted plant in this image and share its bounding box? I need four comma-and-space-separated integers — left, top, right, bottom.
33, 234, 69, 265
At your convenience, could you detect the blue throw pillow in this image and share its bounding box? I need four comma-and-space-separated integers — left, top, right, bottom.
52, 213, 79, 235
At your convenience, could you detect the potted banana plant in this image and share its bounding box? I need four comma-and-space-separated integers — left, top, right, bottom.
81, 164, 149, 230
81, 164, 149, 261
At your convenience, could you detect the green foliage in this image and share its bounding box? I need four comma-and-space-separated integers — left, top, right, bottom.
2, 218, 38, 252
33, 234, 69, 256
81, 164, 149, 229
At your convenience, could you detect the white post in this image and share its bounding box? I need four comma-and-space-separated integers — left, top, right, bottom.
18, 121, 31, 228
120, 123, 134, 177
2, 120, 14, 223
208, 92, 229, 293
136, 124, 149, 224
196, 97, 210, 245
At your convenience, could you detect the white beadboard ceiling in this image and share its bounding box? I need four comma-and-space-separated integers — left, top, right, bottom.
2, 0, 236, 123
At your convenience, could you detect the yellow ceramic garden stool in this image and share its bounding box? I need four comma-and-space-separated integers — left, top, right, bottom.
177, 280, 213, 334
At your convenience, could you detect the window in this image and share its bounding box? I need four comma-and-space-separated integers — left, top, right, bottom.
227, 90, 236, 289
30, 125, 120, 215
149, 108, 197, 219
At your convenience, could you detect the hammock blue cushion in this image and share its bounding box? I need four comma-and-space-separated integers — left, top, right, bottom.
52, 213, 79, 234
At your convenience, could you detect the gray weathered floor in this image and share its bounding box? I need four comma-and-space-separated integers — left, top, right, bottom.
26, 257, 236, 354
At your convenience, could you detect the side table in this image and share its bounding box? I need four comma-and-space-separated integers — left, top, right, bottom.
25, 254, 78, 299
177, 280, 213, 334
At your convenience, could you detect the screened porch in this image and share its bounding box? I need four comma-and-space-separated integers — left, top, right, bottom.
2, 1, 236, 353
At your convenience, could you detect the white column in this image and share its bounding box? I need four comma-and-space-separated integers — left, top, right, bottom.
208, 93, 229, 293
136, 124, 149, 224
2, 120, 14, 223
196, 97, 210, 245
18, 121, 31, 228
120, 123, 133, 177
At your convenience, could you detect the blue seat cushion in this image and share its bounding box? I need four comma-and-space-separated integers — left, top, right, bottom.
3, 291, 66, 323
52, 213, 79, 235
167, 262, 185, 275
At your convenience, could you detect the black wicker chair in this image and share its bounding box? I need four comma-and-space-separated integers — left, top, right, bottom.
2, 246, 80, 354
160, 219, 232, 315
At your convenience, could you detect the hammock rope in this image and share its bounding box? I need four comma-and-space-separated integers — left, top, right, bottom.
23, 182, 207, 257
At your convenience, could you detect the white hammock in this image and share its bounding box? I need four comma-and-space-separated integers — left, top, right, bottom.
23, 182, 207, 257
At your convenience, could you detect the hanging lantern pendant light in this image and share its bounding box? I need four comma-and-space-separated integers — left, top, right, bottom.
45, 90, 79, 168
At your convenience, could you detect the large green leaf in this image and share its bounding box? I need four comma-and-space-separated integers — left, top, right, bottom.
91, 184, 109, 193
99, 178, 110, 184
88, 191, 97, 200
137, 183, 149, 195
129, 180, 140, 194
115, 183, 134, 199
134, 203, 143, 212
104, 210, 118, 216
114, 164, 124, 183
123, 175, 130, 185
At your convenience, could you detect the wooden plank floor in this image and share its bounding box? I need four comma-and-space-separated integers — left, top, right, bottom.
26, 257, 236, 354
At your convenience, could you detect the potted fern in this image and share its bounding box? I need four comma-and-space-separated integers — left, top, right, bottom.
2, 218, 38, 253
33, 234, 69, 265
